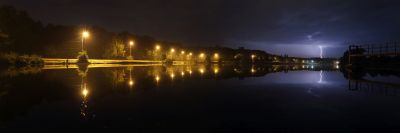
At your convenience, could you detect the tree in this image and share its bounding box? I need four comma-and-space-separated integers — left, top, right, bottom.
104, 36, 126, 59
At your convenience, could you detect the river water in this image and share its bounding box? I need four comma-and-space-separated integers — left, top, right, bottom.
0, 64, 399, 131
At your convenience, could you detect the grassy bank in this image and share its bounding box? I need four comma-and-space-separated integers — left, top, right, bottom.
0, 53, 44, 67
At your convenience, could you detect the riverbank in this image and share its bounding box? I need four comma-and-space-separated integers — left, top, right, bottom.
0, 53, 44, 67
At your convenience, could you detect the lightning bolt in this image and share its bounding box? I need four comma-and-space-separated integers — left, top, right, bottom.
318, 45, 323, 58
318, 70, 323, 83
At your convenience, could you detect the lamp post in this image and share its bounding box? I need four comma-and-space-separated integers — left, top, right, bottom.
81, 31, 89, 52
155, 45, 161, 60
251, 54, 256, 62
170, 48, 175, 60
129, 41, 134, 58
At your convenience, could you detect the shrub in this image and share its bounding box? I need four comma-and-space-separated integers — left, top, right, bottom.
77, 51, 89, 63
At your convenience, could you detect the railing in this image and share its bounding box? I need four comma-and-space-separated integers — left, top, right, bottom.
42, 58, 162, 64
348, 79, 400, 96
349, 42, 399, 56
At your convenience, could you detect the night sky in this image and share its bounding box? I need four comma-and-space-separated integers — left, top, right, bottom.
2, 0, 400, 57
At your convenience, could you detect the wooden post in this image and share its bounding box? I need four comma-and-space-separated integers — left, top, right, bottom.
348, 45, 352, 65
371, 45, 374, 55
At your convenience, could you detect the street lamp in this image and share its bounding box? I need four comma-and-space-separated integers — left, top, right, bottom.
214, 53, 219, 59
199, 53, 205, 58
81, 31, 89, 52
155, 45, 161, 51
129, 40, 134, 58
251, 54, 256, 62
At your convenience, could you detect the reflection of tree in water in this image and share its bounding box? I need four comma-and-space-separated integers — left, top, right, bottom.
104, 68, 127, 87
0, 66, 42, 77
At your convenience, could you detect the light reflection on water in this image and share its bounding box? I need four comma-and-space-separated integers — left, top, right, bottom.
1, 64, 400, 130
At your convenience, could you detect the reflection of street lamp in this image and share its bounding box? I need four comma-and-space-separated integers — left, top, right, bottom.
82, 88, 88, 97
81, 31, 89, 52
129, 80, 134, 86
214, 68, 219, 74
155, 75, 160, 82
199, 68, 205, 74
129, 41, 134, 58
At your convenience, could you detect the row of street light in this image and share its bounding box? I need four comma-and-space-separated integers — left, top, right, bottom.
80, 30, 255, 61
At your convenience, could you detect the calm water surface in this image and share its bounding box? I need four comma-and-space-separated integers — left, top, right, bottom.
1, 64, 400, 131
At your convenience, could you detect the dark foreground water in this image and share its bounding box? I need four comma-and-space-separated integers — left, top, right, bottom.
0, 64, 400, 132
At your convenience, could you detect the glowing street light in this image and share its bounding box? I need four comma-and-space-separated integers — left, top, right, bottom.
129, 40, 134, 57
214, 53, 219, 61
81, 31, 89, 52
214, 53, 219, 58
155, 45, 161, 50
181, 51, 185, 55
170, 48, 175, 53
189, 52, 193, 56
251, 54, 256, 59
199, 53, 205, 58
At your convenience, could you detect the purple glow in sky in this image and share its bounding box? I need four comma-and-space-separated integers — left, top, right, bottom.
3, 0, 400, 57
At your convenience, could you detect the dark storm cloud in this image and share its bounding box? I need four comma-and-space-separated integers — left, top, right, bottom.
2, 0, 400, 57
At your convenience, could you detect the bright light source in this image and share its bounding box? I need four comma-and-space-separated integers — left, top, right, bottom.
129, 80, 134, 86
155, 75, 160, 82
181, 51, 185, 54
170, 48, 175, 53
199, 53, 205, 58
82, 89, 88, 97
251, 68, 256, 73
129, 41, 134, 46
199, 68, 204, 74
251, 54, 256, 59
155, 45, 161, 50
214, 53, 219, 58
189, 52, 193, 56
214, 68, 219, 74
181, 72, 185, 76
82, 31, 89, 38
